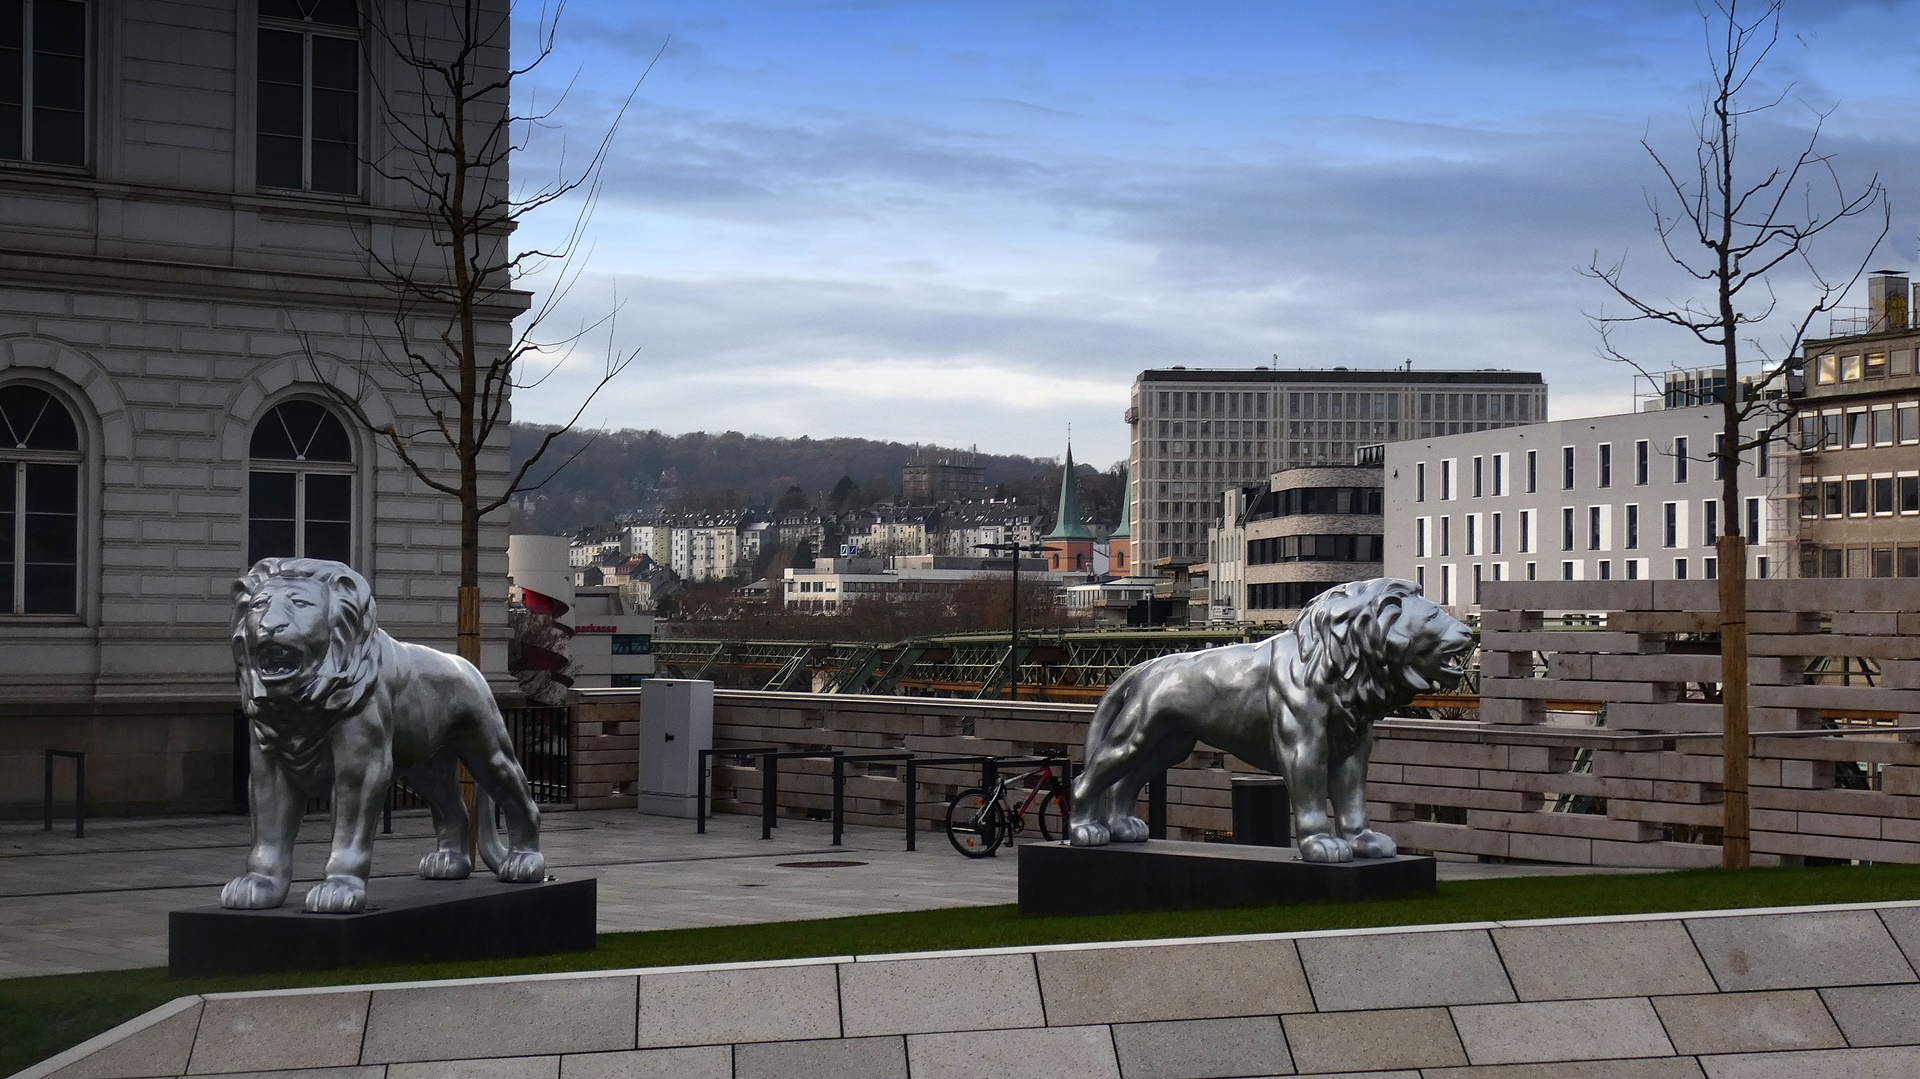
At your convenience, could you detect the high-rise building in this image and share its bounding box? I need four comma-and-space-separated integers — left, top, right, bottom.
1127, 368, 1547, 566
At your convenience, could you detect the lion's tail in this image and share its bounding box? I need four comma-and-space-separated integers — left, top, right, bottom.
474, 787, 506, 875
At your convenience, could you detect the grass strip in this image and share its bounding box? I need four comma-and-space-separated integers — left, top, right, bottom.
7, 861, 1919, 1075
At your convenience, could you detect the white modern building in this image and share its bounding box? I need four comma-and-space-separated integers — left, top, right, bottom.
1128, 367, 1545, 567
1209, 459, 1385, 625
1, 2, 518, 814
783, 555, 1056, 611
1384, 406, 1787, 615
568, 587, 655, 690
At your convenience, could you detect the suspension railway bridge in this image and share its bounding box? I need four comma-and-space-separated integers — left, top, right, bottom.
651, 627, 1482, 711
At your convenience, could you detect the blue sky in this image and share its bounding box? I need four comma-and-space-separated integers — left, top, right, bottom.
506, 1, 1920, 468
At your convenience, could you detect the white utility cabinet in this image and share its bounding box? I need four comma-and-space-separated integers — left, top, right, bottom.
637, 678, 714, 817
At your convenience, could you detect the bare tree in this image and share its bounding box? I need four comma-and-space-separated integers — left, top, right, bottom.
320, 0, 656, 665
1585, 0, 1886, 868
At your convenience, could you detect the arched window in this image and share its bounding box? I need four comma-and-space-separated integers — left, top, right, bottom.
248, 399, 353, 566
0, 383, 82, 615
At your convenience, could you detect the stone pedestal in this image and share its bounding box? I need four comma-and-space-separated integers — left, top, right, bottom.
1017, 840, 1434, 916
169, 875, 596, 978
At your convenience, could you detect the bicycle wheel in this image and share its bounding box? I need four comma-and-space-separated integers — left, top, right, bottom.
946, 788, 1005, 858
1035, 786, 1068, 842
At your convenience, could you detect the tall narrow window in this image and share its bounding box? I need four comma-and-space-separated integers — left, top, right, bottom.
248, 400, 354, 566
1673, 436, 1689, 483
1635, 439, 1649, 485
1561, 507, 1575, 551
1625, 504, 1639, 549
1492, 453, 1505, 496
1415, 462, 1426, 502
1703, 500, 1718, 543
0, 0, 88, 165
0, 383, 81, 615
1491, 511, 1502, 555
257, 1, 360, 194
1526, 450, 1537, 493
1598, 443, 1612, 488
1747, 497, 1761, 545
1562, 446, 1575, 490
1472, 456, 1484, 497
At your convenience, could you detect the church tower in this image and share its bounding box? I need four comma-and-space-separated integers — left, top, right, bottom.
1107, 470, 1132, 577
1044, 442, 1095, 574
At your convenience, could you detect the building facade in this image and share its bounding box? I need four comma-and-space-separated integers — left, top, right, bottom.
1, 1, 518, 813
1224, 462, 1386, 625
1384, 406, 1784, 616
1128, 367, 1545, 567
901, 460, 987, 504
1792, 273, 1920, 579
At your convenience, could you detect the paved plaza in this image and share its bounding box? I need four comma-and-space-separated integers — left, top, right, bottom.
2, 807, 1628, 979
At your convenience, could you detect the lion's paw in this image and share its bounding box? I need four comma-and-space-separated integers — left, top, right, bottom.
418, 849, 472, 880
1348, 830, 1398, 859
1068, 821, 1111, 846
1297, 833, 1355, 863
303, 875, 367, 914
495, 850, 547, 883
1109, 816, 1150, 843
221, 872, 288, 910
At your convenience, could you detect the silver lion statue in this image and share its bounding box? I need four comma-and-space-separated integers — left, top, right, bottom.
225, 558, 547, 913
1068, 577, 1471, 861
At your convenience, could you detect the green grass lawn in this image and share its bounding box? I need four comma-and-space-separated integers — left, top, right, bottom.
8, 862, 1920, 1076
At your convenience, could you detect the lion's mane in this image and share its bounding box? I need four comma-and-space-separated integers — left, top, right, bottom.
1284, 577, 1424, 745
232, 557, 382, 718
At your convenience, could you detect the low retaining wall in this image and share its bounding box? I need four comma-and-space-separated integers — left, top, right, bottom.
572, 685, 1920, 868
25, 901, 1920, 1078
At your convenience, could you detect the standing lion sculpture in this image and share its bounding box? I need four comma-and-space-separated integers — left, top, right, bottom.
225, 557, 546, 913
1069, 577, 1471, 862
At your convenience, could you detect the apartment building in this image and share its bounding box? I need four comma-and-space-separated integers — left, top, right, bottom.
1384, 407, 1783, 615
1793, 273, 1920, 578
1128, 367, 1545, 567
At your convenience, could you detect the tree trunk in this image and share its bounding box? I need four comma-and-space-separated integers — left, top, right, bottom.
1717, 532, 1750, 868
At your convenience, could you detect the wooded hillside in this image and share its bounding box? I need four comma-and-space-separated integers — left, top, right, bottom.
507, 424, 1127, 535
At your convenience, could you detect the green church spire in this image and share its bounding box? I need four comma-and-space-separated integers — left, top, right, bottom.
1047, 442, 1094, 541
1110, 468, 1130, 538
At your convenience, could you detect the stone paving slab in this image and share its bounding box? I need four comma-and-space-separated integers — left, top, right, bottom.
839, 952, 1041, 1036
556, 1047, 727, 1079
1652, 990, 1846, 1055
635, 963, 839, 1048
186, 992, 368, 1075
732, 1036, 906, 1079
1035, 938, 1313, 1025
1109, 1015, 1292, 1079
1281, 1006, 1468, 1073
1450, 997, 1674, 1065
360, 978, 637, 1063
1684, 910, 1917, 991
1698, 1045, 1920, 1078
1493, 919, 1716, 1001
1296, 928, 1515, 1011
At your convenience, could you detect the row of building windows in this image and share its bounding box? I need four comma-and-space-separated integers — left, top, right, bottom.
1413, 555, 1775, 605
1799, 476, 1920, 518
1414, 439, 1770, 502
3, 0, 362, 195
1414, 499, 1764, 558
1810, 350, 1918, 385
1800, 546, 1920, 578
1246, 580, 1336, 611
1247, 486, 1385, 521
1151, 391, 1271, 418
1, 383, 359, 617
1798, 403, 1920, 451
1248, 534, 1385, 565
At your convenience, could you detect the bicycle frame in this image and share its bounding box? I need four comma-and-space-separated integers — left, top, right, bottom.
995, 764, 1066, 832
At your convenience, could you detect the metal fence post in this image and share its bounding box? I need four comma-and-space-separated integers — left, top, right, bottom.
761, 751, 778, 839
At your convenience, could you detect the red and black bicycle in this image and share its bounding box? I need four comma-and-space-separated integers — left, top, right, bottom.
945, 762, 1070, 858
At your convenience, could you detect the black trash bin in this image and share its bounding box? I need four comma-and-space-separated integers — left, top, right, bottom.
1231, 775, 1291, 847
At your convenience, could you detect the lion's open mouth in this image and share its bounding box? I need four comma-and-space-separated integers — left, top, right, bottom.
254, 642, 305, 681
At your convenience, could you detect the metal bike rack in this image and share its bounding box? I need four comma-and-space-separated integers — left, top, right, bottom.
43, 749, 85, 838
695, 746, 777, 834
830, 752, 915, 846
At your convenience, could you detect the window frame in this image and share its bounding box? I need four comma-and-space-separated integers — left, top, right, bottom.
255, 3, 365, 197
245, 396, 360, 568
0, 379, 87, 619
0, 0, 91, 169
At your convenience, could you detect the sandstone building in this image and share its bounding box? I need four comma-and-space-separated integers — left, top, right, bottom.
0, 1, 518, 813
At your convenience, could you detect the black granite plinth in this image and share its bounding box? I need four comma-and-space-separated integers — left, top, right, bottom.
169, 875, 595, 978
1018, 840, 1434, 916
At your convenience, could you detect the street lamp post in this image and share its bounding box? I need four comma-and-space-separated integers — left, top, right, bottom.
976, 540, 1049, 701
